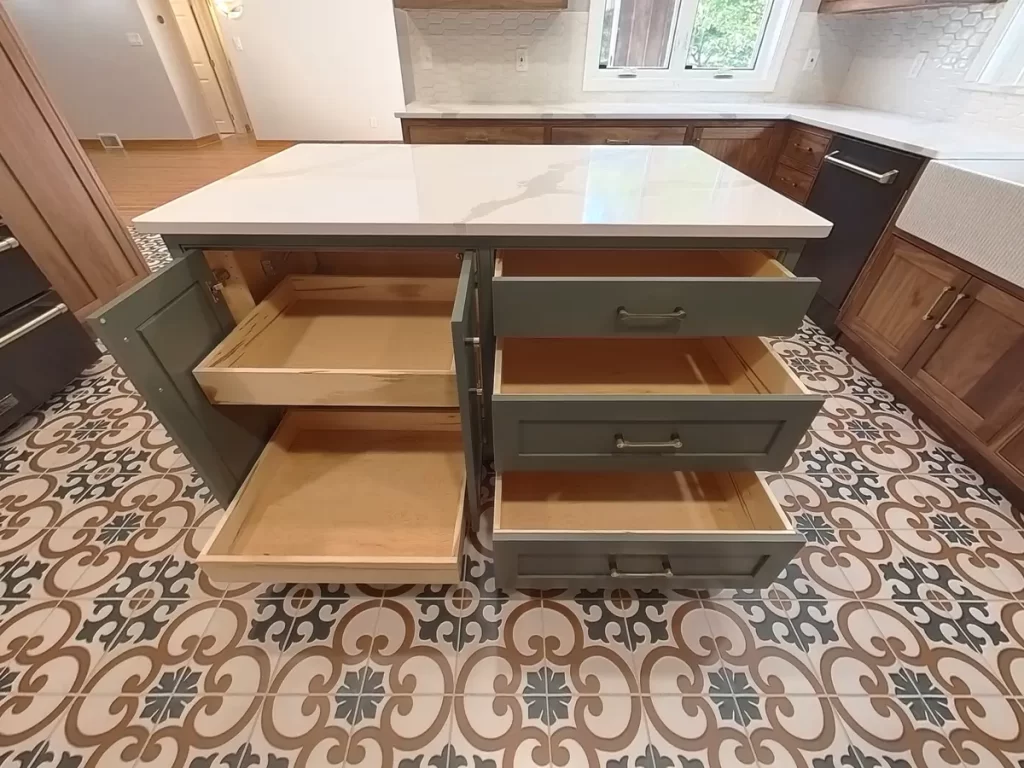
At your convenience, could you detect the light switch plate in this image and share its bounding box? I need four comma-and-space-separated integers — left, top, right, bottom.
233, 36, 244, 51
802, 49, 820, 72
126, 32, 144, 46
421, 47, 433, 70
516, 47, 528, 72
909, 52, 927, 78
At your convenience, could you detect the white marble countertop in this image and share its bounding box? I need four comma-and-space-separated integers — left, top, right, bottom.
396, 102, 1024, 160
132, 143, 832, 239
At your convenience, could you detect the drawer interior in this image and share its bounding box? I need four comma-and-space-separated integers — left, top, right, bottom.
496, 470, 788, 533
495, 336, 808, 396
201, 409, 466, 583
200, 274, 457, 373
494, 249, 793, 279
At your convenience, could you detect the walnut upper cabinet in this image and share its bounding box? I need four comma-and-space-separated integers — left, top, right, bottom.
691, 123, 785, 183
842, 234, 970, 368
902, 278, 1024, 443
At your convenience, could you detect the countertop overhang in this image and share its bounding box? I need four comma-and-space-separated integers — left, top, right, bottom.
132, 143, 833, 240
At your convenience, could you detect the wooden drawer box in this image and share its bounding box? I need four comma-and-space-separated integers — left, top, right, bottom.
781, 127, 831, 172
492, 250, 818, 338
405, 123, 545, 144
194, 273, 463, 407
769, 164, 815, 203
493, 470, 803, 588
199, 409, 466, 584
492, 336, 822, 471
549, 125, 689, 145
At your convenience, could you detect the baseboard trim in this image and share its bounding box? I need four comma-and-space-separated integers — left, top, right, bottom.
80, 133, 221, 151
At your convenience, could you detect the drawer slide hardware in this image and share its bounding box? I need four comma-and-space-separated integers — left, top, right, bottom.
610, 557, 674, 579
614, 433, 683, 451
617, 306, 686, 323
922, 286, 954, 321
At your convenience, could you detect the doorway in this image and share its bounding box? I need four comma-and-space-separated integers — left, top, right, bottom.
168, 0, 249, 135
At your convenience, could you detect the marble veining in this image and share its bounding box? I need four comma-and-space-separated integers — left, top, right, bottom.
396, 101, 1024, 160
132, 143, 833, 239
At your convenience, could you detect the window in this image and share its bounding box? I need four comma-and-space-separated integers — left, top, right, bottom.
966, 0, 1024, 93
585, 0, 802, 92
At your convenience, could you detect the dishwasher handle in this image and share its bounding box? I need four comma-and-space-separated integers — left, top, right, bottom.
0, 302, 68, 350
824, 151, 899, 185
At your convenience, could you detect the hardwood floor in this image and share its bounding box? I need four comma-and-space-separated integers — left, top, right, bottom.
86, 133, 291, 222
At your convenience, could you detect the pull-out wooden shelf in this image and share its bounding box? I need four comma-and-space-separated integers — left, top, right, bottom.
492, 335, 823, 471
493, 470, 803, 588
194, 274, 460, 407
199, 409, 466, 584
492, 249, 818, 337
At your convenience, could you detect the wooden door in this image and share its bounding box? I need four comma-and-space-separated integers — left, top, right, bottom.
170, 0, 234, 133
841, 235, 969, 368
88, 250, 279, 504
904, 278, 1024, 441
692, 124, 783, 182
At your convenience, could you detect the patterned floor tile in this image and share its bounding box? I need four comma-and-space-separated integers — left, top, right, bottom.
645, 695, 759, 767
548, 694, 649, 767
451, 693, 551, 766
544, 599, 639, 696
743, 695, 863, 768
629, 599, 723, 696
455, 598, 545, 696
834, 696, 963, 767
344, 694, 452, 766
136, 694, 262, 768
244, 695, 350, 766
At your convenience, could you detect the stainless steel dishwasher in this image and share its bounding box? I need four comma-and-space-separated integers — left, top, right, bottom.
794, 135, 925, 336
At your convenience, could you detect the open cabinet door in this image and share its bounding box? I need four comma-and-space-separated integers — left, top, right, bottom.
88, 250, 279, 505
452, 251, 483, 523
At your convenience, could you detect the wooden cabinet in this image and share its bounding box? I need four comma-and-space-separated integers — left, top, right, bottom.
904, 279, 1024, 441
842, 234, 969, 368
550, 125, 689, 146
691, 124, 783, 183
404, 122, 545, 145
839, 229, 1024, 505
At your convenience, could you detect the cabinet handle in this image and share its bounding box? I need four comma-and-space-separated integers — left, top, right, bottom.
0, 303, 67, 350
617, 306, 686, 322
0, 236, 19, 253
934, 292, 968, 330
605, 138, 631, 145
615, 433, 683, 451
922, 285, 954, 321
610, 557, 674, 578
824, 151, 899, 185
466, 137, 490, 144
795, 144, 814, 154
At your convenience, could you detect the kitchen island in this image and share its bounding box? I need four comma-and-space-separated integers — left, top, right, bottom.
92, 143, 832, 589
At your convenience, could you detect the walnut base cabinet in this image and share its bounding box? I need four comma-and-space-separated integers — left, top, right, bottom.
88, 247, 484, 585
839, 230, 1024, 505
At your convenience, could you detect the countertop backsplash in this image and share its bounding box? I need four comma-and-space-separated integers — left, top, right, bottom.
394, 1, 1023, 135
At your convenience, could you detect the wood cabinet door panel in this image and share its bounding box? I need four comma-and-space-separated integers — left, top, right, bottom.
906, 279, 1024, 440
550, 125, 689, 145
693, 124, 781, 182
842, 235, 968, 367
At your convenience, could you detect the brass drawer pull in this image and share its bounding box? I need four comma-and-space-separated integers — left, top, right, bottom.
617, 306, 686, 322
922, 286, 954, 321
610, 557, 674, 578
934, 292, 968, 330
615, 433, 682, 451
605, 138, 631, 145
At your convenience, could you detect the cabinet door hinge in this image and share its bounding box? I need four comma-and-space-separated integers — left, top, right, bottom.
206, 268, 231, 303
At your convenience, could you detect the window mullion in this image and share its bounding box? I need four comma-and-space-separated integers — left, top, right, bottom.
670, 0, 700, 77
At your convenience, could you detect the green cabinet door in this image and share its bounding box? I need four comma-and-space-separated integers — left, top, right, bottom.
88, 250, 279, 505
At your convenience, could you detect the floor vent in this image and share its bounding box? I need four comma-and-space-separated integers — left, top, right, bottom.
97, 133, 124, 150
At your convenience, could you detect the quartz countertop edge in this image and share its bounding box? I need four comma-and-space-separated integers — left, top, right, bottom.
395, 102, 1024, 160
131, 143, 834, 239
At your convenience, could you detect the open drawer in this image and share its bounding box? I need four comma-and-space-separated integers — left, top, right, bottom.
492, 249, 818, 338
492, 335, 823, 472
194, 273, 461, 406
199, 409, 466, 584
493, 470, 803, 589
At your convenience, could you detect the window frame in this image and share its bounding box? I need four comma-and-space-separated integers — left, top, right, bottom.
582, 0, 803, 93
964, 0, 1024, 94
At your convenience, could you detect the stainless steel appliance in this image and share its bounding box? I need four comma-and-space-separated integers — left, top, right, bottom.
794, 136, 925, 336
0, 224, 99, 432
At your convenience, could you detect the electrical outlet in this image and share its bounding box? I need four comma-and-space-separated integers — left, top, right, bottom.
516, 47, 528, 72
802, 49, 820, 72
370, 116, 379, 129
909, 52, 927, 78
421, 47, 433, 70
125, 32, 144, 46
233, 36, 244, 51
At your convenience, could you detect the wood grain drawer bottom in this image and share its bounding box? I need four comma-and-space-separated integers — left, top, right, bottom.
199, 409, 466, 584
493, 470, 803, 589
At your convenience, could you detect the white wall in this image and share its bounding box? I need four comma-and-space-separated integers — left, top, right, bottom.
3, 0, 209, 140
217, 0, 406, 141
140, 0, 217, 138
